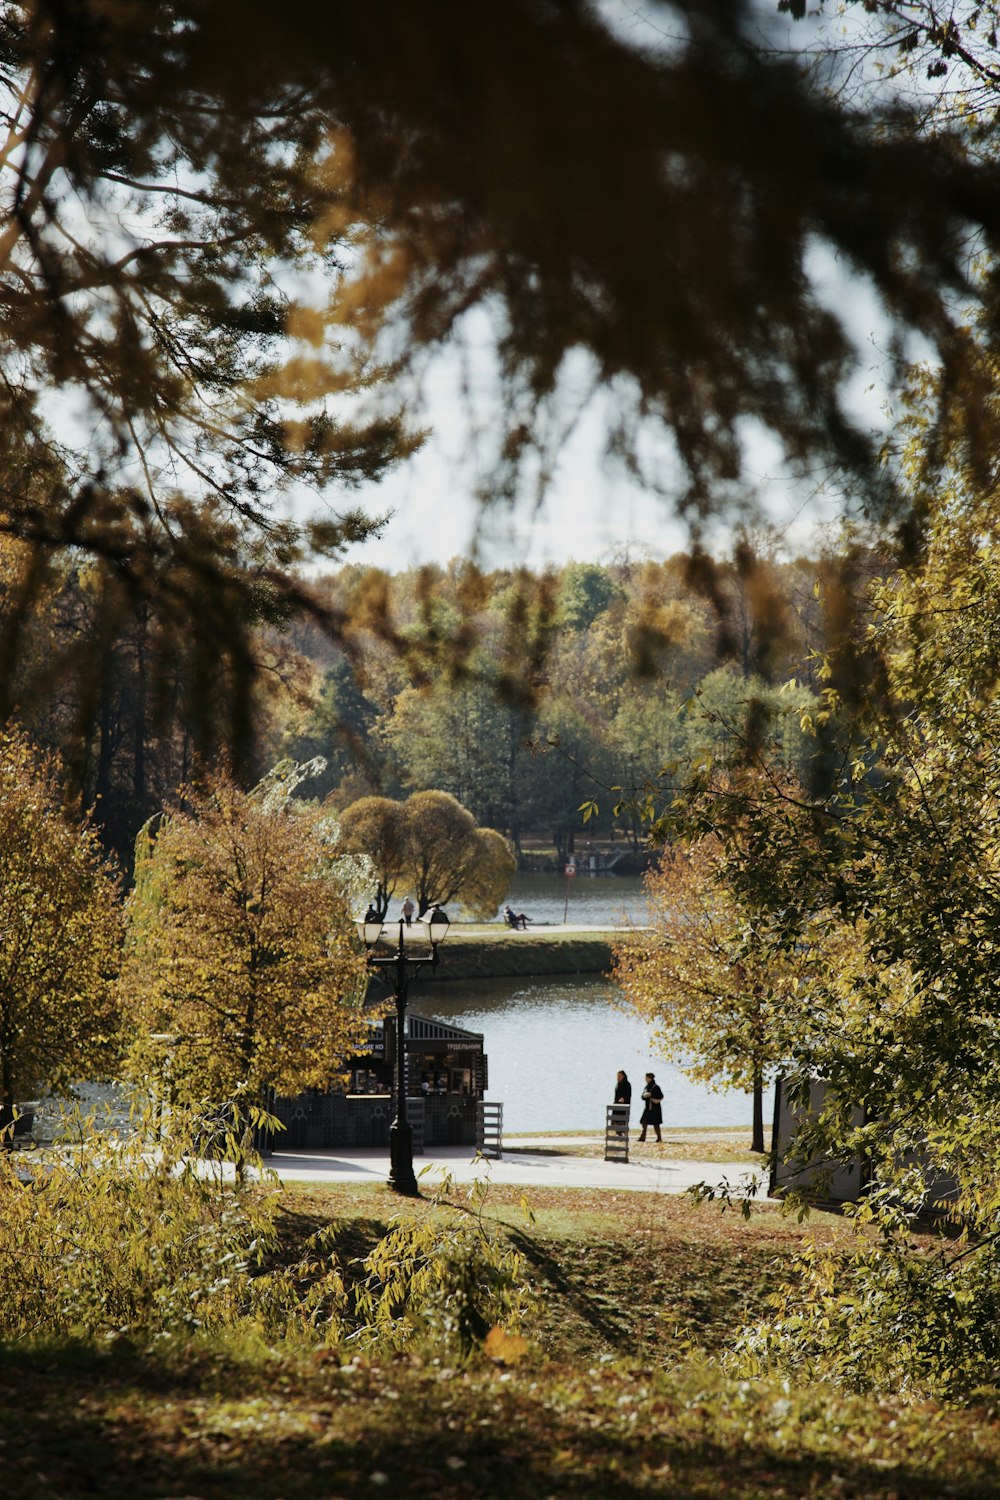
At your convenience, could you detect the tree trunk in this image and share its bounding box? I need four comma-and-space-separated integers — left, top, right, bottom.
751, 1069, 764, 1155
134, 605, 148, 812
0, 1054, 14, 1152
94, 652, 115, 818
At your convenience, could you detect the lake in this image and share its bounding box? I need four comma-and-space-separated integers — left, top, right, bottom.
415, 970, 772, 1135
501, 872, 649, 927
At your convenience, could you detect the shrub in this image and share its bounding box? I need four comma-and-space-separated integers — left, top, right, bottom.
733, 1222, 1000, 1404
0, 1103, 533, 1363
350, 1172, 536, 1358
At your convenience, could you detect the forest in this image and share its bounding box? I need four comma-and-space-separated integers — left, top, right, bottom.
1, 539, 864, 871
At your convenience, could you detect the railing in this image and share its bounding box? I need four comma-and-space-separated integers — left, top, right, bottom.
477, 1100, 503, 1159
407, 1096, 425, 1156
604, 1104, 630, 1162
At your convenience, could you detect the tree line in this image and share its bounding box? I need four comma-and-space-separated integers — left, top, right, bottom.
0, 539, 871, 869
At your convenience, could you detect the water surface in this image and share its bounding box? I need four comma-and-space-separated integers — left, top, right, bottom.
414, 971, 771, 1135
502, 872, 648, 927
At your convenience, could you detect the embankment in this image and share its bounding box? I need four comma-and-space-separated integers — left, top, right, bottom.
431, 929, 617, 981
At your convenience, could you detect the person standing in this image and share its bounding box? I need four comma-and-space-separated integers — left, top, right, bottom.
401, 897, 415, 926
614, 1070, 631, 1106
638, 1072, 663, 1143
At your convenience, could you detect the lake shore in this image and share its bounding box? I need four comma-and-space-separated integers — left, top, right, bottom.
384, 922, 641, 982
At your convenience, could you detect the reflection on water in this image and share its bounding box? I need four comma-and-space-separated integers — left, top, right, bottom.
502, 872, 648, 928
415, 972, 772, 1135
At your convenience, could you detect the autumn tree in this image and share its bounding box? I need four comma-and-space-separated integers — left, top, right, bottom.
340, 789, 516, 920
638, 441, 1000, 1394
614, 839, 801, 1152
0, 727, 122, 1136
337, 794, 409, 918
402, 792, 516, 919
294, 2, 1000, 529
0, 1, 417, 761
123, 766, 370, 1116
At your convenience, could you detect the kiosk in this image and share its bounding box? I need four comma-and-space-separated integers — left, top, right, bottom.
270, 1012, 488, 1150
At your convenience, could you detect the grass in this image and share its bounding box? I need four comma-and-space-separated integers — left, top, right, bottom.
506, 1126, 771, 1164
5, 1181, 1000, 1497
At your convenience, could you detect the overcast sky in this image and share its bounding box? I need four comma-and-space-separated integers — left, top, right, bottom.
330, 325, 853, 576
338, 393, 851, 577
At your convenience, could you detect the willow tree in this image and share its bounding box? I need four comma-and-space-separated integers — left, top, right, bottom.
0, 727, 122, 1135
123, 769, 369, 1113
337, 795, 409, 919
340, 789, 517, 920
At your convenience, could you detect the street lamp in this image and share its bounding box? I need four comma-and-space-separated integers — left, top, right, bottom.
358, 906, 451, 1195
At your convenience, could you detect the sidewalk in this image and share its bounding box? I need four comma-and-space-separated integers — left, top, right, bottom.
267, 1141, 766, 1197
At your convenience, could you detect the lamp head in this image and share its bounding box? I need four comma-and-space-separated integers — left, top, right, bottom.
427, 906, 450, 946
359, 913, 385, 948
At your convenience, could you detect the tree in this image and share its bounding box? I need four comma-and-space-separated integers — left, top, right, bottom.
0, 1, 418, 757
0, 727, 121, 1135
614, 838, 800, 1152
293, 655, 385, 801
522, 696, 618, 860
337, 795, 410, 918
452, 827, 519, 925
689, 668, 820, 781
341, 789, 516, 919
785, 0, 1000, 122
555, 565, 625, 633
297, 2, 1000, 528
123, 767, 369, 1114
403, 792, 515, 919
642, 459, 1000, 1396
2, 0, 1000, 724
384, 676, 530, 839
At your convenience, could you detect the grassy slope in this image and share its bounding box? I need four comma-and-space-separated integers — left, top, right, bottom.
3, 1184, 1000, 1498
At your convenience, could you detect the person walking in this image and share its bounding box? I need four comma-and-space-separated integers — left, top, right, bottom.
401, 897, 415, 926
614, 1070, 631, 1106
638, 1072, 663, 1143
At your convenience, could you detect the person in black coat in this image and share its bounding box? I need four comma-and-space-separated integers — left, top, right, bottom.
614, 1070, 631, 1105
638, 1072, 663, 1143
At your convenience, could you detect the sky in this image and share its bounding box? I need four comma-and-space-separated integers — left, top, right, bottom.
342, 396, 693, 575
341, 417, 837, 576
325, 2, 936, 579
331, 331, 851, 577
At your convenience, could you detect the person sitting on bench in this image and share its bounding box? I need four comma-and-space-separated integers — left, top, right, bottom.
503, 904, 530, 929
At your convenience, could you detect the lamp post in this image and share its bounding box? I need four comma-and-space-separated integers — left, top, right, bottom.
358, 905, 450, 1196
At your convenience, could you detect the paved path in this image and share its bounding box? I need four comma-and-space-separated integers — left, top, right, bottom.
267, 1142, 766, 1196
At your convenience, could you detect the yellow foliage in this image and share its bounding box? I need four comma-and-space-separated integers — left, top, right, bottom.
484, 1325, 530, 1365
0, 727, 122, 1113
613, 838, 803, 1095
123, 772, 369, 1102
